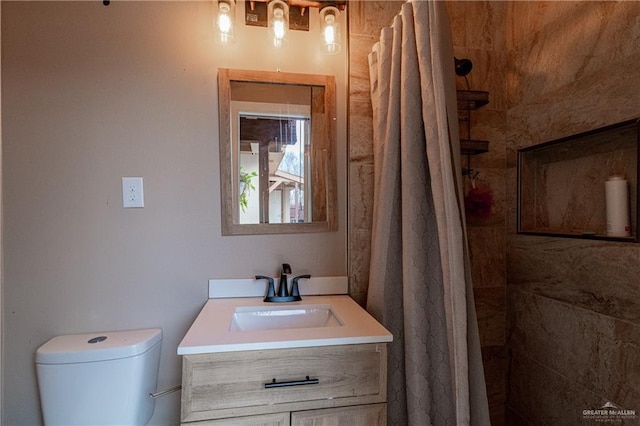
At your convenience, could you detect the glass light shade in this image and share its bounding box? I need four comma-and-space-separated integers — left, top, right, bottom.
268, 0, 289, 48
320, 6, 341, 55
215, 0, 235, 44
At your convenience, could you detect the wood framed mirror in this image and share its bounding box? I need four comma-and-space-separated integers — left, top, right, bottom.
218, 68, 337, 235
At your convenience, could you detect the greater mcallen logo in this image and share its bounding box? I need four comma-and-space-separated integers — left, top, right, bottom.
583, 401, 636, 422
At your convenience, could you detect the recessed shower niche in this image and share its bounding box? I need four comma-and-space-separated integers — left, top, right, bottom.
517, 119, 640, 242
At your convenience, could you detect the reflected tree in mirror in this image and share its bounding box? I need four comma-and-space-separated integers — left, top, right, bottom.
239, 166, 257, 213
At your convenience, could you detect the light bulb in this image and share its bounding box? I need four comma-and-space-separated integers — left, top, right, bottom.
215, 1, 235, 44
323, 20, 335, 44
268, 0, 289, 48
320, 6, 341, 55
273, 9, 285, 41
218, 5, 231, 33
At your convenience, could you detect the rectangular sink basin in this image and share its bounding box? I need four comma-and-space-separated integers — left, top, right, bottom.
230, 304, 343, 332
178, 295, 393, 354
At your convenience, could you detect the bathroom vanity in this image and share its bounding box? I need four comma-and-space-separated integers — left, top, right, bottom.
178, 278, 392, 425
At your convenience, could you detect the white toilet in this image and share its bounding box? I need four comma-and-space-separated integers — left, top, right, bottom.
35, 328, 162, 426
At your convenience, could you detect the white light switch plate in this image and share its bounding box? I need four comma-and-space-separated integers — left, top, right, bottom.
122, 177, 144, 208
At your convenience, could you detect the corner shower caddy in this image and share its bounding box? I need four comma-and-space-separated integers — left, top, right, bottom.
457, 89, 490, 176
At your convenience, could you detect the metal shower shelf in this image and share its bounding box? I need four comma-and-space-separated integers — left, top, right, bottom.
461, 139, 490, 155
456, 90, 489, 111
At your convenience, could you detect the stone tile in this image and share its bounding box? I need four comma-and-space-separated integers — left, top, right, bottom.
490, 412, 505, 426
507, 235, 573, 287
347, 163, 372, 311
348, 1, 403, 37
504, 405, 532, 426
505, 130, 519, 170
474, 286, 506, 347
504, 106, 537, 157
509, 2, 640, 105
506, 1, 548, 50
505, 166, 518, 235
507, 2, 586, 51
508, 350, 619, 426
508, 3, 640, 122
472, 1, 508, 52
348, 97, 373, 161
349, 162, 374, 230
468, 226, 506, 288
445, 1, 466, 48
348, 33, 376, 100
482, 345, 507, 424
508, 287, 640, 410
447, 1, 507, 51
348, 227, 372, 301
506, 235, 640, 321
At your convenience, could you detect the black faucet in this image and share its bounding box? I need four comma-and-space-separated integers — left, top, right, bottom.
291, 274, 311, 299
277, 263, 292, 298
255, 275, 275, 299
256, 263, 310, 303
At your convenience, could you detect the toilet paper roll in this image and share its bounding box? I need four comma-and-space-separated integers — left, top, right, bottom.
605, 175, 631, 237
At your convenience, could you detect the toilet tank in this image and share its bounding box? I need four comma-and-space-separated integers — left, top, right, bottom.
36, 328, 162, 426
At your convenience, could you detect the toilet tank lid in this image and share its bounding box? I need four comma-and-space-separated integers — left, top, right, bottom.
36, 328, 162, 364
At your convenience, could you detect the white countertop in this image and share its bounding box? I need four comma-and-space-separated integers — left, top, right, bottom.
177, 295, 393, 354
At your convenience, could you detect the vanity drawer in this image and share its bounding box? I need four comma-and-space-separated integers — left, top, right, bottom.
181, 412, 290, 426
181, 343, 387, 423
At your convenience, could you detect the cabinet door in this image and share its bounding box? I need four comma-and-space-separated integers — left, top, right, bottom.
291, 403, 387, 426
182, 412, 290, 426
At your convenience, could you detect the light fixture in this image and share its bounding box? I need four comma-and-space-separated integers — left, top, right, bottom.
237, 1, 346, 54
215, 0, 235, 44
250, 142, 259, 155
268, 0, 289, 48
320, 5, 341, 55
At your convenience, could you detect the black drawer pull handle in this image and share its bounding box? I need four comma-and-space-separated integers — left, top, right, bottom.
264, 376, 319, 389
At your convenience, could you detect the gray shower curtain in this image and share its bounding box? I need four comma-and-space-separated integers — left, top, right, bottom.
366, 1, 490, 425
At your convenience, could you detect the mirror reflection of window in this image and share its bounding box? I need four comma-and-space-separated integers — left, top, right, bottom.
281, 119, 312, 224
233, 102, 311, 225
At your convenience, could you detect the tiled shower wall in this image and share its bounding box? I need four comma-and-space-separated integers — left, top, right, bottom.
448, 2, 508, 425
506, 2, 640, 424
348, 2, 508, 424
347, 1, 404, 307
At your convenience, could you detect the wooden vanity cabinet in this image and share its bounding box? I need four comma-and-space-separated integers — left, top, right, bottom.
180, 343, 388, 425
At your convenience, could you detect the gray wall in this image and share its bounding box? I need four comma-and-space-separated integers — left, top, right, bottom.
1, 2, 347, 424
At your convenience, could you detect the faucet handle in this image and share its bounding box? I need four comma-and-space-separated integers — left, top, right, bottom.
282, 263, 292, 274
255, 275, 276, 299
290, 274, 311, 299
